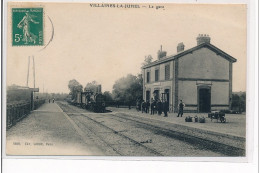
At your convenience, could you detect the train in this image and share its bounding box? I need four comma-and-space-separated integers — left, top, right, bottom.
68, 85, 106, 113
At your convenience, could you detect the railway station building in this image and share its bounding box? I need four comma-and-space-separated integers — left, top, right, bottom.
142, 34, 237, 113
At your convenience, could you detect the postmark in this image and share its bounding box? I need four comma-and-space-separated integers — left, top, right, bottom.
12, 8, 43, 46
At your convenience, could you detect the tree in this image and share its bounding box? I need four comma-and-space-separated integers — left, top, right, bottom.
240, 93, 246, 112
68, 79, 83, 100
36, 92, 69, 101
142, 55, 153, 67
84, 81, 99, 92
231, 92, 246, 113
112, 74, 143, 104
103, 91, 113, 102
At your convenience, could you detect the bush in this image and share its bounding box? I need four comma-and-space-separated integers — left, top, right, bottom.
7, 86, 31, 103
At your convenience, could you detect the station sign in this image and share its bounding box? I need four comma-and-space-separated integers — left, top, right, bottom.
153, 82, 161, 86
30, 88, 39, 92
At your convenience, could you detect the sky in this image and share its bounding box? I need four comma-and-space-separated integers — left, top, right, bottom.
6, 3, 247, 93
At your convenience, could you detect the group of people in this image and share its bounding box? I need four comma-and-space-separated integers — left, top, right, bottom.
136, 99, 169, 117
48, 99, 55, 103
136, 99, 185, 117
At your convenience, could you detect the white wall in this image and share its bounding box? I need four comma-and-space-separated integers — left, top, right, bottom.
211, 81, 229, 105
178, 81, 197, 104
178, 48, 229, 80
178, 81, 229, 106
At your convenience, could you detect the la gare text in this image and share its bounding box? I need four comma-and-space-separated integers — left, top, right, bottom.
90, 4, 165, 10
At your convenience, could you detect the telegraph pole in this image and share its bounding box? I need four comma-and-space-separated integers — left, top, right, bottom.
32, 56, 36, 110
33, 56, 35, 89
26, 55, 39, 110
26, 56, 30, 87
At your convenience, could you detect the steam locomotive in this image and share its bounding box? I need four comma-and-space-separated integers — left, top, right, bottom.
69, 85, 106, 113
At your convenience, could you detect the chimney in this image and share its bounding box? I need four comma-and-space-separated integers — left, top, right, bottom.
97, 85, 102, 93
157, 45, 167, 60
196, 34, 211, 45
177, 42, 185, 52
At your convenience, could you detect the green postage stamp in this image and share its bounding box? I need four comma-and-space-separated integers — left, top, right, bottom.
12, 8, 43, 46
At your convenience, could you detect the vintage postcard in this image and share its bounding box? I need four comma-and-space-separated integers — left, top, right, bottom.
3, 1, 248, 160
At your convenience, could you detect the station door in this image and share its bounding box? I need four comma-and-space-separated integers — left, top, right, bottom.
198, 88, 211, 113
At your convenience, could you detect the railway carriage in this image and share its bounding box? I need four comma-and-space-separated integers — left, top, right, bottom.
92, 93, 106, 112
68, 86, 106, 113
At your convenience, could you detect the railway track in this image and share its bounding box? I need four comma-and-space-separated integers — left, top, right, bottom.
57, 102, 245, 156
58, 102, 164, 156
109, 113, 245, 156
72, 113, 163, 156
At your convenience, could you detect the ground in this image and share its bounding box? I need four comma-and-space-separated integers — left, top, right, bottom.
108, 106, 246, 137
6, 103, 104, 155
5, 102, 246, 156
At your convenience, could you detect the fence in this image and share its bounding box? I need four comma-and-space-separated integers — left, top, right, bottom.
34, 99, 46, 110
106, 101, 175, 113
6, 99, 45, 130
105, 101, 136, 108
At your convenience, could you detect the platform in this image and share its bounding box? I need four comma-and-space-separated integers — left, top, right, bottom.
107, 107, 246, 138
6, 102, 104, 156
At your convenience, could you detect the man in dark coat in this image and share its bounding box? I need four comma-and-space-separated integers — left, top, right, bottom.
146, 100, 150, 113
150, 99, 156, 115
141, 100, 146, 113
163, 101, 169, 117
136, 99, 140, 111
157, 100, 162, 115
177, 100, 185, 117
128, 101, 131, 109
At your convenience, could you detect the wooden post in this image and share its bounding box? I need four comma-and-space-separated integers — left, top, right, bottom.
33, 56, 35, 89
32, 56, 35, 110
26, 56, 30, 87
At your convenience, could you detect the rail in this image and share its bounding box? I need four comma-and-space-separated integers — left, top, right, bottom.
6, 99, 45, 129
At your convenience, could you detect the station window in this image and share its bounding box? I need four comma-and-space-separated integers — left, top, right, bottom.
146, 72, 150, 83
165, 64, 170, 80
153, 90, 159, 101
155, 69, 159, 82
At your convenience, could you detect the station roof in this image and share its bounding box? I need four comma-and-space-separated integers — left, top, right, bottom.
142, 42, 237, 69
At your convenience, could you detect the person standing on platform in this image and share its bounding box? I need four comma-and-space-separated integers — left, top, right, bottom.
157, 100, 162, 115
136, 99, 140, 111
177, 100, 185, 117
151, 99, 155, 115
138, 100, 142, 111
141, 100, 146, 113
146, 100, 150, 113
128, 101, 131, 109
163, 100, 169, 117
142, 100, 147, 113
136, 99, 142, 111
